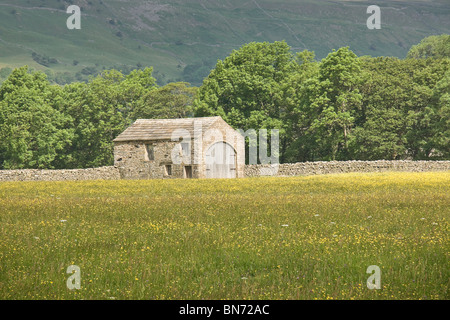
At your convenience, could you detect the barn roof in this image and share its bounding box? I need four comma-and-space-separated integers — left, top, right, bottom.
113, 116, 225, 142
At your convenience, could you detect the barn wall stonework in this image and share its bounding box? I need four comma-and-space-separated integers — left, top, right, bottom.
114, 140, 195, 180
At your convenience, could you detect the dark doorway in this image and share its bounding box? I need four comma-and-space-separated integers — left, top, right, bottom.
184, 166, 193, 178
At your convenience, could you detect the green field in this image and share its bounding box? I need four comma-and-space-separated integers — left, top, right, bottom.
1, 0, 449, 85
0, 172, 448, 300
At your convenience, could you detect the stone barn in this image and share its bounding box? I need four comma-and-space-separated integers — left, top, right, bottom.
113, 116, 245, 179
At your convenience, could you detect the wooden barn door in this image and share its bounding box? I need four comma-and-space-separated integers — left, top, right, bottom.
205, 142, 236, 178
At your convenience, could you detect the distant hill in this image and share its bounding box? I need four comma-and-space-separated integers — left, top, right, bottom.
1, 0, 449, 85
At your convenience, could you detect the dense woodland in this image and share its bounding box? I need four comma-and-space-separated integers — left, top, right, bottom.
0, 35, 449, 169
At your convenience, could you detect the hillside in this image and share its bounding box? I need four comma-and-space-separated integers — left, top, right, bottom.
0, 0, 449, 85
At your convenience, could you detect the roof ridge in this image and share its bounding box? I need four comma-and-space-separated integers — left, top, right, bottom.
135, 116, 221, 121
113, 116, 227, 142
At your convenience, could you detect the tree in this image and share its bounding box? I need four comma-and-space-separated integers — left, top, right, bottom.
299, 47, 363, 160
350, 57, 412, 160
60, 68, 157, 168
0, 66, 73, 169
407, 34, 450, 59
194, 41, 301, 163
131, 82, 197, 120
404, 58, 450, 159
115, 67, 158, 121
279, 50, 319, 162
349, 56, 449, 160
425, 69, 450, 158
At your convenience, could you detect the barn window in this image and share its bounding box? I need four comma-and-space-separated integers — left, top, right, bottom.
181, 142, 190, 157
145, 144, 154, 161
165, 164, 172, 176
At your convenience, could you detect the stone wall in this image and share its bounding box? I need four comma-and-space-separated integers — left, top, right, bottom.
114, 140, 190, 180
0, 166, 120, 182
0, 161, 449, 182
244, 160, 450, 177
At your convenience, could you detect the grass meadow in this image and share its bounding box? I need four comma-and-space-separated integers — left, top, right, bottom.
0, 172, 448, 300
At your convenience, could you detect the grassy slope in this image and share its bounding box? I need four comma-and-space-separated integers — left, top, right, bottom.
0, 0, 449, 85
0, 172, 448, 299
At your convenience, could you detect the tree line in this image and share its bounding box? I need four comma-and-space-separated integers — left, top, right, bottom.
0, 35, 448, 169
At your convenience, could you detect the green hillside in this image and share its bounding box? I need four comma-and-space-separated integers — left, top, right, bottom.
1, 0, 449, 85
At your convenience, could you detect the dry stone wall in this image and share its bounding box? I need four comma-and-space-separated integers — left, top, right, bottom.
0, 161, 449, 182
245, 160, 450, 177
114, 140, 187, 180
0, 166, 120, 182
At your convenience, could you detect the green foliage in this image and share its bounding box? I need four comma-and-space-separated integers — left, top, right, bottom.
131, 82, 197, 120
427, 69, 450, 158
31, 52, 58, 67
60, 68, 158, 168
349, 56, 450, 160
0, 66, 72, 169
407, 34, 450, 59
194, 41, 306, 162
183, 61, 215, 86
196, 39, 450, 163
302, 47, 363, 160
0, 66, 159, 169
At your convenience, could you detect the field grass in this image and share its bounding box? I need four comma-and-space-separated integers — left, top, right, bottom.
0, 172, 448, 300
